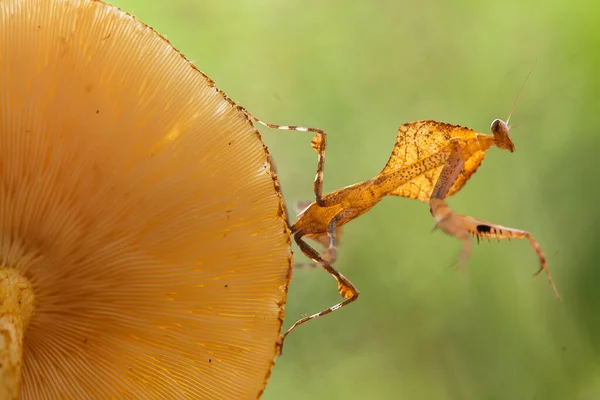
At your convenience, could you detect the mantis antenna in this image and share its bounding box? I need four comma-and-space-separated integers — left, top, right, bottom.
506, 61, 537, 126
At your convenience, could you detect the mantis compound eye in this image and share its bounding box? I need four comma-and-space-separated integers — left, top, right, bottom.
490, 118, 505, 132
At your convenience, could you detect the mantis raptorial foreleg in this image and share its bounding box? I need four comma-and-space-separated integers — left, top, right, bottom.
428, 144, 559, 298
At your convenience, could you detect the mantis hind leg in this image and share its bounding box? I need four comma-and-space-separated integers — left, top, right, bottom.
292, 201, 345, 270
282, 234, 359, 352
428, 144, 559, 298
281, 209, 361, 352
291, 230, 339, 270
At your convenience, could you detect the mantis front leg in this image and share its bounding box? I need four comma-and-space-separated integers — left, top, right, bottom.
428, 144, 559, 298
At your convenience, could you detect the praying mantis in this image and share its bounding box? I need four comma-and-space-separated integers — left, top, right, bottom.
238, 85, 558, 351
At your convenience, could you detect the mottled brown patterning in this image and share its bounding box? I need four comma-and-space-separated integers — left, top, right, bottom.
241, 106, 558, 354
381, 121, 492, 201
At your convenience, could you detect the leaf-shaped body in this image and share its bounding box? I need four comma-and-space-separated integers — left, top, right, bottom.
379, 120, 496, 202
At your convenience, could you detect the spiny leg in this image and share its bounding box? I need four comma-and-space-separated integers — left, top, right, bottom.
238, 107, 331, 206
431, 141, 465, 201
429, 143, 471, 267
457, 215, 558, 298
428, 144, 559, 298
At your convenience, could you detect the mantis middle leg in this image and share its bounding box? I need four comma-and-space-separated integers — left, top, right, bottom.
239, 107, 334, 207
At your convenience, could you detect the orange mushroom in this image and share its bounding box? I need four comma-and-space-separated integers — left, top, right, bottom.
0, 0, 292, 398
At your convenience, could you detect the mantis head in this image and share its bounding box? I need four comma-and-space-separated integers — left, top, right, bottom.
490, 118, 515, 152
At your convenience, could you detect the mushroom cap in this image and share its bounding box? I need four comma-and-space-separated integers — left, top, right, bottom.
0, 0, 292, 398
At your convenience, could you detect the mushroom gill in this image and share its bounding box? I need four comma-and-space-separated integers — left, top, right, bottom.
0, 0, 292, 398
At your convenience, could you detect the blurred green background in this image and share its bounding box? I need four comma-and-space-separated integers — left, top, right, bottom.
111, 0, 598, 398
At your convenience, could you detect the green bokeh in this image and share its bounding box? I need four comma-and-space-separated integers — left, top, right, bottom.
110, 0, 599, 398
